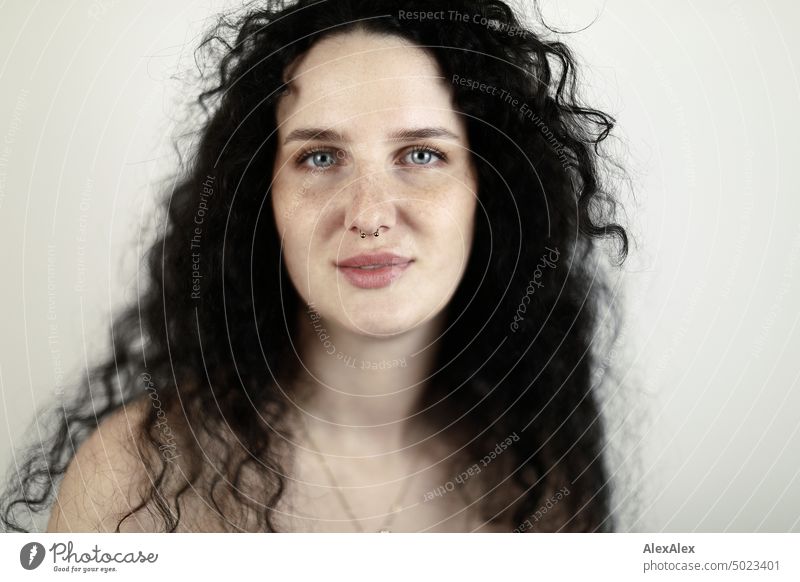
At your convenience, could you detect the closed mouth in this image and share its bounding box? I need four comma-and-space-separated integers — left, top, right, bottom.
345, 262, 408, 270
336, 252, 413, 269
335, 256, 414, 289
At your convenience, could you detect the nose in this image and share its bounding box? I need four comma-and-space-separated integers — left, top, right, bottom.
343, 169, 397, 238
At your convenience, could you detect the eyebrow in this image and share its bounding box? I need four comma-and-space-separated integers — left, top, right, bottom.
282, 126, 461, 145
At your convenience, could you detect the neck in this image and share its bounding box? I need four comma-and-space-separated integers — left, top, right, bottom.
292, 304, 445, 456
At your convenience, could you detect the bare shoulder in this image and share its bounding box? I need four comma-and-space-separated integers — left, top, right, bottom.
46, 395, 242, 532
46, 397, 160, 532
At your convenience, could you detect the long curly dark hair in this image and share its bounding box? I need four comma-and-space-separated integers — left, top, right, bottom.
1, 0, 630, 533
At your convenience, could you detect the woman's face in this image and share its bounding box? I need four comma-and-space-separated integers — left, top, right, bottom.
272, 31, 478, 336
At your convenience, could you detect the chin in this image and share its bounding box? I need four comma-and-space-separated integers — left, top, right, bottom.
340, 305, 421, 338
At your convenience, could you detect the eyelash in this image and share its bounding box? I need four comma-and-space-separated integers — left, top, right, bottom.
293, 143, 448, 170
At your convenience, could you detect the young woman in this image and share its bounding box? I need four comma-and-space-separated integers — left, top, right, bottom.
2, 0, 629, 533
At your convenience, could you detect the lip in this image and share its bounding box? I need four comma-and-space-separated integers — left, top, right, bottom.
336, 252, 412, 268
336, 252, 414, 289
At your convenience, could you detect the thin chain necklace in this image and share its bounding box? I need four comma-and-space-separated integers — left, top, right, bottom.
299, 416, 420, 533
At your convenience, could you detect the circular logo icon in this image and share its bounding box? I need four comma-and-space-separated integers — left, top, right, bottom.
20, 542, 46, 570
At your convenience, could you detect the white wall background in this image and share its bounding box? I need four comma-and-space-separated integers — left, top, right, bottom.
1, 0, 798, 532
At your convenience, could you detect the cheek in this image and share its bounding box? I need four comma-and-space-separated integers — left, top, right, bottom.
278, 226, 318, 301
271, 188, 316, 287
271, 169, 306, 233
272, 170, 336, 235
417, 193, 476, 292
427, 185, 477, 249
270, 173, 291, 236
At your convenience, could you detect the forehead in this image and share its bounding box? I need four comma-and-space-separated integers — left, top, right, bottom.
275, 30, 458, 132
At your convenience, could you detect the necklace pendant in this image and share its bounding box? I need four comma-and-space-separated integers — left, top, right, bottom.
378, 529, 392, 533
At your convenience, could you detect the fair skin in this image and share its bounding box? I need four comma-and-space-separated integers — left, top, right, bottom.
270, 30, 480, 531
48, 30, 495, 533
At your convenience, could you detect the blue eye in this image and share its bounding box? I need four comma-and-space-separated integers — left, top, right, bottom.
404, 146, 446, 166
305, 150, 336, 169
408, 149, 433, 165
294, 144, 447, 171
